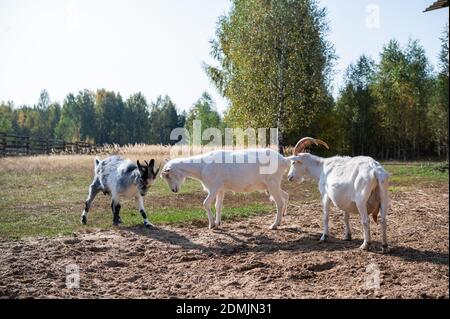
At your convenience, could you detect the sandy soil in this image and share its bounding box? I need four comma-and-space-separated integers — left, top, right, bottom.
0, 186, 448, 299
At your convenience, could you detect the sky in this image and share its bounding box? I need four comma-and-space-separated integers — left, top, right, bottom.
0, 0, 448, 114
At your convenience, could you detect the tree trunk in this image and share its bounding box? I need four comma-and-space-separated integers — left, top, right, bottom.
276, 43, 287, 156
437, 141, 441, 158
446, 141, 449, 162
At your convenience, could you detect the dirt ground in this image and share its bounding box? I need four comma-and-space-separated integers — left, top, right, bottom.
0, 186, 448, 299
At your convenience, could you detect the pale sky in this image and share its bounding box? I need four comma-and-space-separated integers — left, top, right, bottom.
0, 0, 448, 114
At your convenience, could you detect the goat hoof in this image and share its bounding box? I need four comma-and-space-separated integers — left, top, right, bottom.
144, 223, 155, 229
382, 245, 389, 254
320, 234, 329, 242
208, 223, 216, 229
81, 215, 87, 225
113, 219, 122, 226
269, 224, 278, 230
359, 243, 370, 251
344, 234, 352, 241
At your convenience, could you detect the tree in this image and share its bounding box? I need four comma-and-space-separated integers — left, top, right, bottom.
404, 39, 434, 158
206, 0, 335, 153
373, 39, 432, 159
77, 90, 96, 142
0, 102, 15, 133
31, 90, 52, 137
36, 89, 50, 110
47, 102, 61, 138
55, 93, 79, 141
185, 92, 223, 145
54, 114, 77, 141
94, 90, 127, 144
177, 110, 187, 129
125, 93, 151, 144
428, 24, 449, 160
336, 55, 379, 156
160, 97, 181, 145
148, 95, 183, 145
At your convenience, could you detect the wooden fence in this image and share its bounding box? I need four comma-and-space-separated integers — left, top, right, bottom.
0, 132, 100, 156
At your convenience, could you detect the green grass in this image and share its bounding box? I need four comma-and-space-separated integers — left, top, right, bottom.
383, 162, 448, 191
0, 169, 272, 240
0, 204, 272, 240
0, 161, 447, 240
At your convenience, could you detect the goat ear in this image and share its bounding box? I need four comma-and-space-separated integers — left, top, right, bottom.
137, 160, 145, 174
149, 159, 155, 168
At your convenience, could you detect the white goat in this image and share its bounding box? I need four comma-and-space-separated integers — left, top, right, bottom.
81, 156, 160, 227
160, 150, 291, 229
287, 137, 390, 253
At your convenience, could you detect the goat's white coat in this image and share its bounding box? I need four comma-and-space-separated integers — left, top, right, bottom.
287, 153, 390, 252
161, 149, 291, 229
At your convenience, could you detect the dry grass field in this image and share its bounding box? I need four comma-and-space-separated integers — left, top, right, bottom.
0, 145, 448, 298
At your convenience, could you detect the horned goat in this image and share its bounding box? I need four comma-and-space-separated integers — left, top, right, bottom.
287, 137, 390, 253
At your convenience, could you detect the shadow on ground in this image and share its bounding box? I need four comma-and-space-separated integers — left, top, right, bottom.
122, 224, 448, 266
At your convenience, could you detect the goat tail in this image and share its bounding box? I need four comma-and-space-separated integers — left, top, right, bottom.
373, 168, 390, 222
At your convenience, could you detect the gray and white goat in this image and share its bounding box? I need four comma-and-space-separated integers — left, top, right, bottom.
81, 156, 160, 227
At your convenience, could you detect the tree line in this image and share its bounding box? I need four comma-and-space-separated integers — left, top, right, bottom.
0, 90, 223, 146
0, 0, 448, 160
335, 35, 448, 160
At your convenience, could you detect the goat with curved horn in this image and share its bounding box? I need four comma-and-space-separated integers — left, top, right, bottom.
287, 136, 390, 253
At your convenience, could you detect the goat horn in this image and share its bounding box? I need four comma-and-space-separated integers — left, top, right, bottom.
315, 139, 330, 150
155, 162, 163, 175
293, 137, 329, 155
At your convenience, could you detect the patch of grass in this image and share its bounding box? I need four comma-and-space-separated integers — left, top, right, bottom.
383, 162, 449, 188
0, 167, 271, 240
0, 202, 271, 240
388, 185, 403, 193
0, 213, 80, 240
120, 204, 272, 226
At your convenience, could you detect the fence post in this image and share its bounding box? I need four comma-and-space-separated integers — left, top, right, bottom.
46, 139, 50, 155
